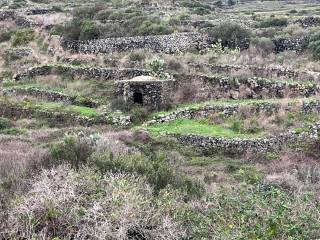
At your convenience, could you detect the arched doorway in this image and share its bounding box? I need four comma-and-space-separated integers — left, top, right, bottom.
133, 92, 143, 105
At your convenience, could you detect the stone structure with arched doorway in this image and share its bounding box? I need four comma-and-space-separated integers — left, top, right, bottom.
115, 76, 175, 110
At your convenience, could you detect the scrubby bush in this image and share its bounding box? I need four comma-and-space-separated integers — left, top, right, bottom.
259, 17, 288, 28
79, 21, 100, 41
5, 166, 187, 239
52, 19, 100, 41
54, 6, 173, 40
130, 106, 150, 124
0, 117, 13, 130
0, 29, 13, 43
207, 22, 251, 49
147, 58, 168, 79
251, 37, 275, 55
49, 133, 96, 168
308, 31, 320, 60
92, 151, 204, 197
4, 48, 31, 65
11, 28, 34, 47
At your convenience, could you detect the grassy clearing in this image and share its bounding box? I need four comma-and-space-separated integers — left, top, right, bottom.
146, 119, 261, 138
32, 102, 100, 118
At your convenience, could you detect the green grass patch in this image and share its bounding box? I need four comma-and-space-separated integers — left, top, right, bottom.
146, 119, 261, 138
32, 102, 100, 118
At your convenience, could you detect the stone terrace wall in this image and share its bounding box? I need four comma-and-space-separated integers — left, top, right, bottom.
3, 87, 98, 108
60, 30, 309, 54
146, 99, 320, 125
25, 9, 52, 15
0, 101, 131, 126
0, 10, 38, 27
172, 133, 293, 153
194, 64, 320, 82
60, 32, 213, 54
14, 65, 150, 81
273, 36, 310, 53
175, 74, 319, 101
294, 17, 320, 28
172, 121, 320, 154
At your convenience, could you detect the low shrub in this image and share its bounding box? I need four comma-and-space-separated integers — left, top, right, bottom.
0, 117, 13, 130
147, 58, 167, 79
207, 22, 251, 49
259, 17, 288, 28
0, 29, 13, 43
92, 151, 204, 197
130, 106, 150, 124
5, 166, 187, 239
251, 37, 275, 55
49, 133, 96, 169
308, 31, 320, 60
11, 28, 34, 47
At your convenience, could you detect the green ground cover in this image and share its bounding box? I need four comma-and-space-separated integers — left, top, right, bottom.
146, 119, 262, 138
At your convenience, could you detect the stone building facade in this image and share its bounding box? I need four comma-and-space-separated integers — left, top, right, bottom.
115, 76, 175, 110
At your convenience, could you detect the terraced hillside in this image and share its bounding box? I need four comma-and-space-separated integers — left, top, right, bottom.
1, 0, 320, 239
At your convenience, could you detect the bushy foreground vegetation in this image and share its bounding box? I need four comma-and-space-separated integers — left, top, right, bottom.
1, 131, 320, 239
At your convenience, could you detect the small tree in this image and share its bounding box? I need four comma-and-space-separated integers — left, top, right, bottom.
208, 22, 251, 49
309, 31, 320, 60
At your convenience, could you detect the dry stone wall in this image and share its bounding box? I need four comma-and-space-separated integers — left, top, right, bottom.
13, 65, 150, 81
273, 36, 309, 53
171, 120, 320, 154
195, 64, 320, 82
60, 32, 214, 54
0, 10, 38, 27
172, 133, 293, 154
175, 74, 319, 101
0, 101, 131, 126
294, 17, 320, 28
3, 87, 98, 108
146, 99, 320, 125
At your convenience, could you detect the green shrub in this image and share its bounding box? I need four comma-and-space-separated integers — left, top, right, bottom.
259, 17, 288, 28
227, 0, 236, 6
207, 23, 251, 49
289, 9, 298, 14
251, 37, 275, 55
79, 21, 100, 41
147, 58, 168, 79
129, 52, 145, 62
130, 106, 150, 124
1, 128, 26, 135
192, 7, 211, 15
0, 117, 12, 130
54, 7, 173, 40
11, 28, 34, 47
183, 185, 320, 239
92, 151, 204, 197
234, 167, 263, 184
308, 31, 320, 60
50, 134, 95, 169
231, 120, 243, 133
4, 47, 32, 65
0, 29, 13, 43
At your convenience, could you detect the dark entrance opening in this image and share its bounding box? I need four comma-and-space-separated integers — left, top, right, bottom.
133, 92, 143, 105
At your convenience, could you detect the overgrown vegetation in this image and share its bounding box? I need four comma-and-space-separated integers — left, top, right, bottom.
1, 0, 320, 238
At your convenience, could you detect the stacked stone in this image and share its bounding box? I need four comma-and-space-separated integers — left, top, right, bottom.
13, 65, 150, 81
60, 32, 213, 54
294, 17, 320, 28
195, 64, 320, 82
146, 100, 320, 125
